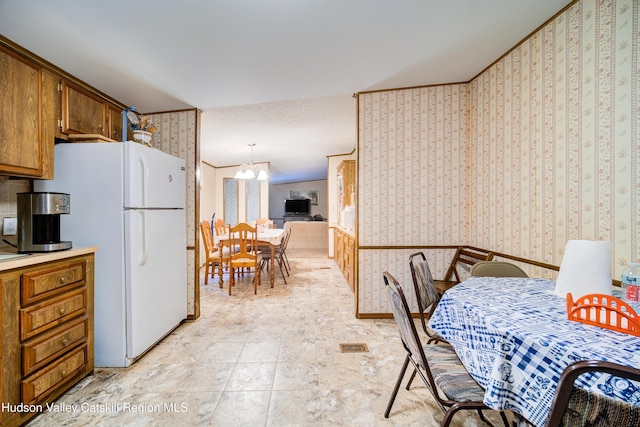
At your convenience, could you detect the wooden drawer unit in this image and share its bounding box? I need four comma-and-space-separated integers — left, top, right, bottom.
21, 259, 86, 305
20, 288, 87, 341
0, 251, 95, 427
22, 345, 88, 405
22, 316, 88, 376
334, 227, 355, 291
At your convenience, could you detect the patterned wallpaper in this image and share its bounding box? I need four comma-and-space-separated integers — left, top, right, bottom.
149, 109, 200, 318
468, 0, 638, 277
357, 0, 638, 315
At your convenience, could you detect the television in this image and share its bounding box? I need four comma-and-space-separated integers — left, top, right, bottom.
284, 198, 311, 215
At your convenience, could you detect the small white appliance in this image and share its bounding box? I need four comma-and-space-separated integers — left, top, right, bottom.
35, 141, 187, 367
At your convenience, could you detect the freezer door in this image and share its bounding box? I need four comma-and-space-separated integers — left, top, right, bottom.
124, 208, 187, 360
124, 141, 186, 209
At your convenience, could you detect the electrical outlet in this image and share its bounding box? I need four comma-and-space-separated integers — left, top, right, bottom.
3, 218, 17, 236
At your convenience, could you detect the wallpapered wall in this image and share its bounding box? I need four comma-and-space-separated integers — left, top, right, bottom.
468, 0, 638, 276
149, 109, 200, 318
357, 0, 638, 315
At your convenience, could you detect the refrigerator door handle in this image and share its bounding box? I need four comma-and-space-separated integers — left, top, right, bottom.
138, 151, 149, 207
138, 210, 149, 266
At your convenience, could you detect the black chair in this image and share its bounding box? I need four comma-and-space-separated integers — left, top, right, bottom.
545, 360, 640, 427
409, 252, 444, 344
382, 271, 509, 427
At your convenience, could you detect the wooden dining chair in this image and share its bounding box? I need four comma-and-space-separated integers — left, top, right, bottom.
256, 217, 274, 229
227, 222, 262, 294
214, 217, 227, 237
259, 230, 288, 284
382, 271, 509, 427
545, 360, 640, 427
470, 261, 528, 278
200, 220, 229, 287
434, 247, 495, 294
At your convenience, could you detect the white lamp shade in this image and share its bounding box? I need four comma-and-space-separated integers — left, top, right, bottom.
257, 169, 269, 180
554, 240, 612, 299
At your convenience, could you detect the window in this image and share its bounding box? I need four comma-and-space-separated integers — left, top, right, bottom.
224, 178, 263, 225
223, 179, 238, 225
246, 180, 260, 224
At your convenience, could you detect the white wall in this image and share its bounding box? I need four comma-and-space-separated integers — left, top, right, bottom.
269, 179, 328, 224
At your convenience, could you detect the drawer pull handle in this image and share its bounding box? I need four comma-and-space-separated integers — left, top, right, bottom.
59, 308, 66, 315
60, 277, 66, 284
61, 370, 67, 377
61, 339, 69, 347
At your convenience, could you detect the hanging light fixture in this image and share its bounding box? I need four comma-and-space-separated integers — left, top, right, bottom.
234, 143, 269, 180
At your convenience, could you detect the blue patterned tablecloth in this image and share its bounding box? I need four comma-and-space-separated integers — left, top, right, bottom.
427, 277, 640, 427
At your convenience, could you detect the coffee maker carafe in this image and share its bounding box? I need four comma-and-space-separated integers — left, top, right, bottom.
17, 192, 72, 253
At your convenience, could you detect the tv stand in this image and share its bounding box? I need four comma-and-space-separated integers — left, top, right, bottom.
283, 215, 312, 222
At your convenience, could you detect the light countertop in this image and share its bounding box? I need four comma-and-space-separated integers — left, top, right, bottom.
0, 246, 98, 272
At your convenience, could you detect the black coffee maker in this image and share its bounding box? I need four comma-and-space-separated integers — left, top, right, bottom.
17, 192, 72, 253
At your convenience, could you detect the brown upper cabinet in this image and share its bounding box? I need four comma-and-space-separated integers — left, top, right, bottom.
1, 35, 132, 179
0, 45, 55, 179
61, 81, 108, 136
60, 81, 129, 141
108, 104, 128, 142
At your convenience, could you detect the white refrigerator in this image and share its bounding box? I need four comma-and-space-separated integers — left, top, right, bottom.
35, 141, 187, 367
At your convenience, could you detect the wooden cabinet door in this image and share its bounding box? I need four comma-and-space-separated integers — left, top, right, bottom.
0, 47, 44, 177
108, 104, 132, 141
61, 81, 107, 135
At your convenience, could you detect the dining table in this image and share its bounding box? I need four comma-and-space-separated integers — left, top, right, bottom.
216, 227, 285, 287
427, 277, 640, 427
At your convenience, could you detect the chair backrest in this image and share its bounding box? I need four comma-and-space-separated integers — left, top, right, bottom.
256, 217, 273, 228
214, 218, 227, 237
200, 220, 216, 254
443, 247, 495, 282
280, 227, 292, 250
566, 293, 640, 337
383, 272, 429, 371
470, 261, 529, 278
227, 222, 258, 265
546, 360, 640, 427
409, 252, 440, 335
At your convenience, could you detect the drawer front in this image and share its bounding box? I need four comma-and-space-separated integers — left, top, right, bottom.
22, 317, 88, 376
20, 288, 87, 341
22, 345, 88, 405
22, 260, 86, 305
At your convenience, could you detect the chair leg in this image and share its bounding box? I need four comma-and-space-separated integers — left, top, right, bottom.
282, 251, 291, 271
204, 262, 209, 285
384, 354, 411, 418
276, 257, 287, 283
405, 368, 417, 390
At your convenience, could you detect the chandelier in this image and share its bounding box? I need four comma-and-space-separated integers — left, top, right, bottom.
234, 143, 269, 180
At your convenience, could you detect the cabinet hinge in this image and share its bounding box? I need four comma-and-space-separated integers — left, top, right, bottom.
57, 119, 62, 129
57, 82, 63, 92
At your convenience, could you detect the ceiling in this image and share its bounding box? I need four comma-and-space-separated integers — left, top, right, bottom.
0, 0, 572, 184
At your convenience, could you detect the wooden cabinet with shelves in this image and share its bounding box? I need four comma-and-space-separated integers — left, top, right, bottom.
0, 45, 55, 179
337, 160, 355, 213
334, 227, 355, 291
0, 253, 94, 427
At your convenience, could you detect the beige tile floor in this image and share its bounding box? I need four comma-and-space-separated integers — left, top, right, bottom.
27, 249, 506, 427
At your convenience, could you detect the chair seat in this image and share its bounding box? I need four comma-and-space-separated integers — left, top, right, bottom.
423, 344, 486, 403
434, 279, 458, 294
